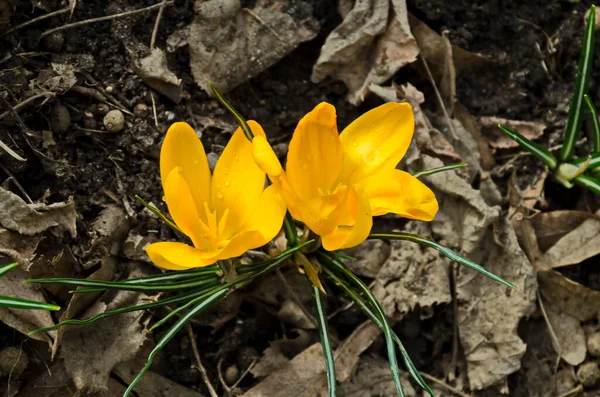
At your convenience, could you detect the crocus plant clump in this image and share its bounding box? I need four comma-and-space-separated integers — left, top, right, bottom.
28, 88, 516, 397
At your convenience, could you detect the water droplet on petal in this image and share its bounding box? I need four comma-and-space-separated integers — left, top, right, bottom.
177, 166, 184, 172
224, 180, 230, 187
302, 164, 308, 170
217, 192, 224, 199
235, 155, 240, 161
193, 159, 200, 165
352, 141, 358, 147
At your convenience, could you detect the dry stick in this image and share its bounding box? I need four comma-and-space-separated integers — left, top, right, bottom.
420, 372, 472, 397
187, 324, 219, 397
2, 7, 71, 35
79, 72, 133, 115
557, 385, 584, 397
0, 162, 32, 203
150, 0, 168, 50
447, 263, 459, 380
0, 92, 54, 121
39, 1, 173, 39
536, 289, 563, 372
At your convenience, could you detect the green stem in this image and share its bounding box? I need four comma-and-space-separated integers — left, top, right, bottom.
312, 284, 336, 397
413, 162, 468, 179
584, 94, 600, 153
498, 125, 557, 169
209, 82, 254, 141
283, 212, 299, 247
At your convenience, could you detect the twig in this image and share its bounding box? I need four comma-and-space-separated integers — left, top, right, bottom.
40, 1, 173, 39
230, 358, 257, 389
0, 162, 32, 203
7, 342, 24, 397
557, 385, 584, 397
187, 324, 218, 397
80, 72, 133, 115
447, 263, 459, 380
150, 92, 159, 127
0, 92, 54, 121
150, 0, 169, 50
420, 372, 472, 397
2, 7, 71, 36
537, 289, 562, 371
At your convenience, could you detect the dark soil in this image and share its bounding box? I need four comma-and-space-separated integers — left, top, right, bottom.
1, 0, 599, 396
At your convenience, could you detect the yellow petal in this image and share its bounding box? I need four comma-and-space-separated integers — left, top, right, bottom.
211, 121, 267, 238
339, 102, 414, 183
252, 135, 283, 177
160, 122, 211, 220
216, 185, 286, 259
288, 184, 348, 236
321, 186, 372, 251
163, 168, 207, 248
287, 102, 343, 201
358, 169, 438, 220
145, 242, 217, 270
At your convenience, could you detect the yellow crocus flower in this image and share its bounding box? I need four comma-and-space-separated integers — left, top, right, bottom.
145, 122, 286, 270
253, 102, 438, 251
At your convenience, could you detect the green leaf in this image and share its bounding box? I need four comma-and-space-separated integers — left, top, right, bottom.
412, 162, 468, 179
123, 266, 220, 284
560, 5, 596, 161
318, 253, 406, 397
123, 288, 228, 397
571, 152, 600, 169
283, 212, 299, 247
0, 262, 19, 277
209, 82, 254, 141
584, 94, 600, 153
312, 284, 336, 397
368, 232, 517, 290
29, 285, 219, 335
0, 296, 60, 311
322, 266, 434, 397
498, 125, 557, 169
573, 173, 600, 194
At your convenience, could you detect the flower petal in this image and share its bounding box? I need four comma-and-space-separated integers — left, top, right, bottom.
339, 102, 414, 183
212, 121, 267, 238
145, 242, 217, 270
163, 167, 207, 248
358, 169, 438, 220
160, 122, 211, 219
321, 186, 372, 251
252, 135, 284, 178
288, 184, 348, 236
287, 102, 343, 201
217, 185, 286, 259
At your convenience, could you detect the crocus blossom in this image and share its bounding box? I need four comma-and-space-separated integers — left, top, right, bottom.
252, 102, 438, 251
145, 122, 286, 270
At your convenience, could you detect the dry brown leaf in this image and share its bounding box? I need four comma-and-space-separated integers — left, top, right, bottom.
0, 187, 76, 237
479, 116, 546, 149
338, 357, 416, 397
0, 264, 55, 344
114, 362, 206, 397
530, 211, 595, 252
185, 0, 318, 96
545, 304, 586, 366
334, 321, 381, 382
133, 48, 182, 103
538, 270, 600, 322
251, 329, 312, 378
453, 103, 496, 170
312, 0, 419, 105
342, 239, 391, 278
539, 215, 600, 270
277, 299, 315, 329
372, 222, 452, 320
456, 218, 537, 391
80, 205, 130, 269
0, 228, 41, 266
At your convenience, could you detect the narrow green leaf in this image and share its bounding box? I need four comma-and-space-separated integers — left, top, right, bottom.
323, 266, 434, 397
134, 195, 181, 234
0, 296, 60, 311
573, 173, 600, 194
29, 284, 219, 335
123, 266, 220, 284
0, 262, 19, 277
318, 253, 405, 397
413, 162, 468, 179
498, 125, 557, 169
283, 212, 299, 247
236, 239, 313, 275
560, 5, 596, 161
584, 94, 600, 153
208, 82, 254, 141
368, 232, 517, 290
312, 284, 336, 397
123, 289, 228, 397
27, 275, 219, 293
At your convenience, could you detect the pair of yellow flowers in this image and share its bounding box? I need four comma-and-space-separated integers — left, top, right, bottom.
146, 102, 439, 270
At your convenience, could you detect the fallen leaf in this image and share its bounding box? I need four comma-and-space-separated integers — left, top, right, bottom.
456, 218, 537, 391
114, 362, 206, 397
36, 62, 78, 93
539, 214, 600, 270
334, 321, 381, 382
338, 356, 416, 397
530, 211, 595, 252
278, 299, 315, 330
372, 222, 452, 320
0, 264, 55, 344
342, 239, 391, 278
133, 48, 182, 103
454, 103, 496, 170
251, 329, 312, 378
545, 304, 586, 366
538, 270, 600, 322
312, 0, 419, 105
0, 187, 76, 238
186, 0, 318, 96
79, 204, 130, 269
0, 228, 41, 266
479, 116, 546, 149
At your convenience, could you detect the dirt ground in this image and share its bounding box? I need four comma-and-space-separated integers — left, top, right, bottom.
1, 0, 600, 396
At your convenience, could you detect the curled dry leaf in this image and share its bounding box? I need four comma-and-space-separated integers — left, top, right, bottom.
184, 0, 318, 96
479, 116, 546, 149
0, 228, 41, 266
342, 239, 391, 278
251, 329, 312, 378
372, 222, 452, 321
312, 0, 419, 105
530, 211, 596, 252
544, 304, 587, 366
0, 187, 76, 238
338, 357, 416, 397
133, 48, 182, 103
79, 204, 130, 269
278, 299, 315, 329
538, 270, 600, 322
